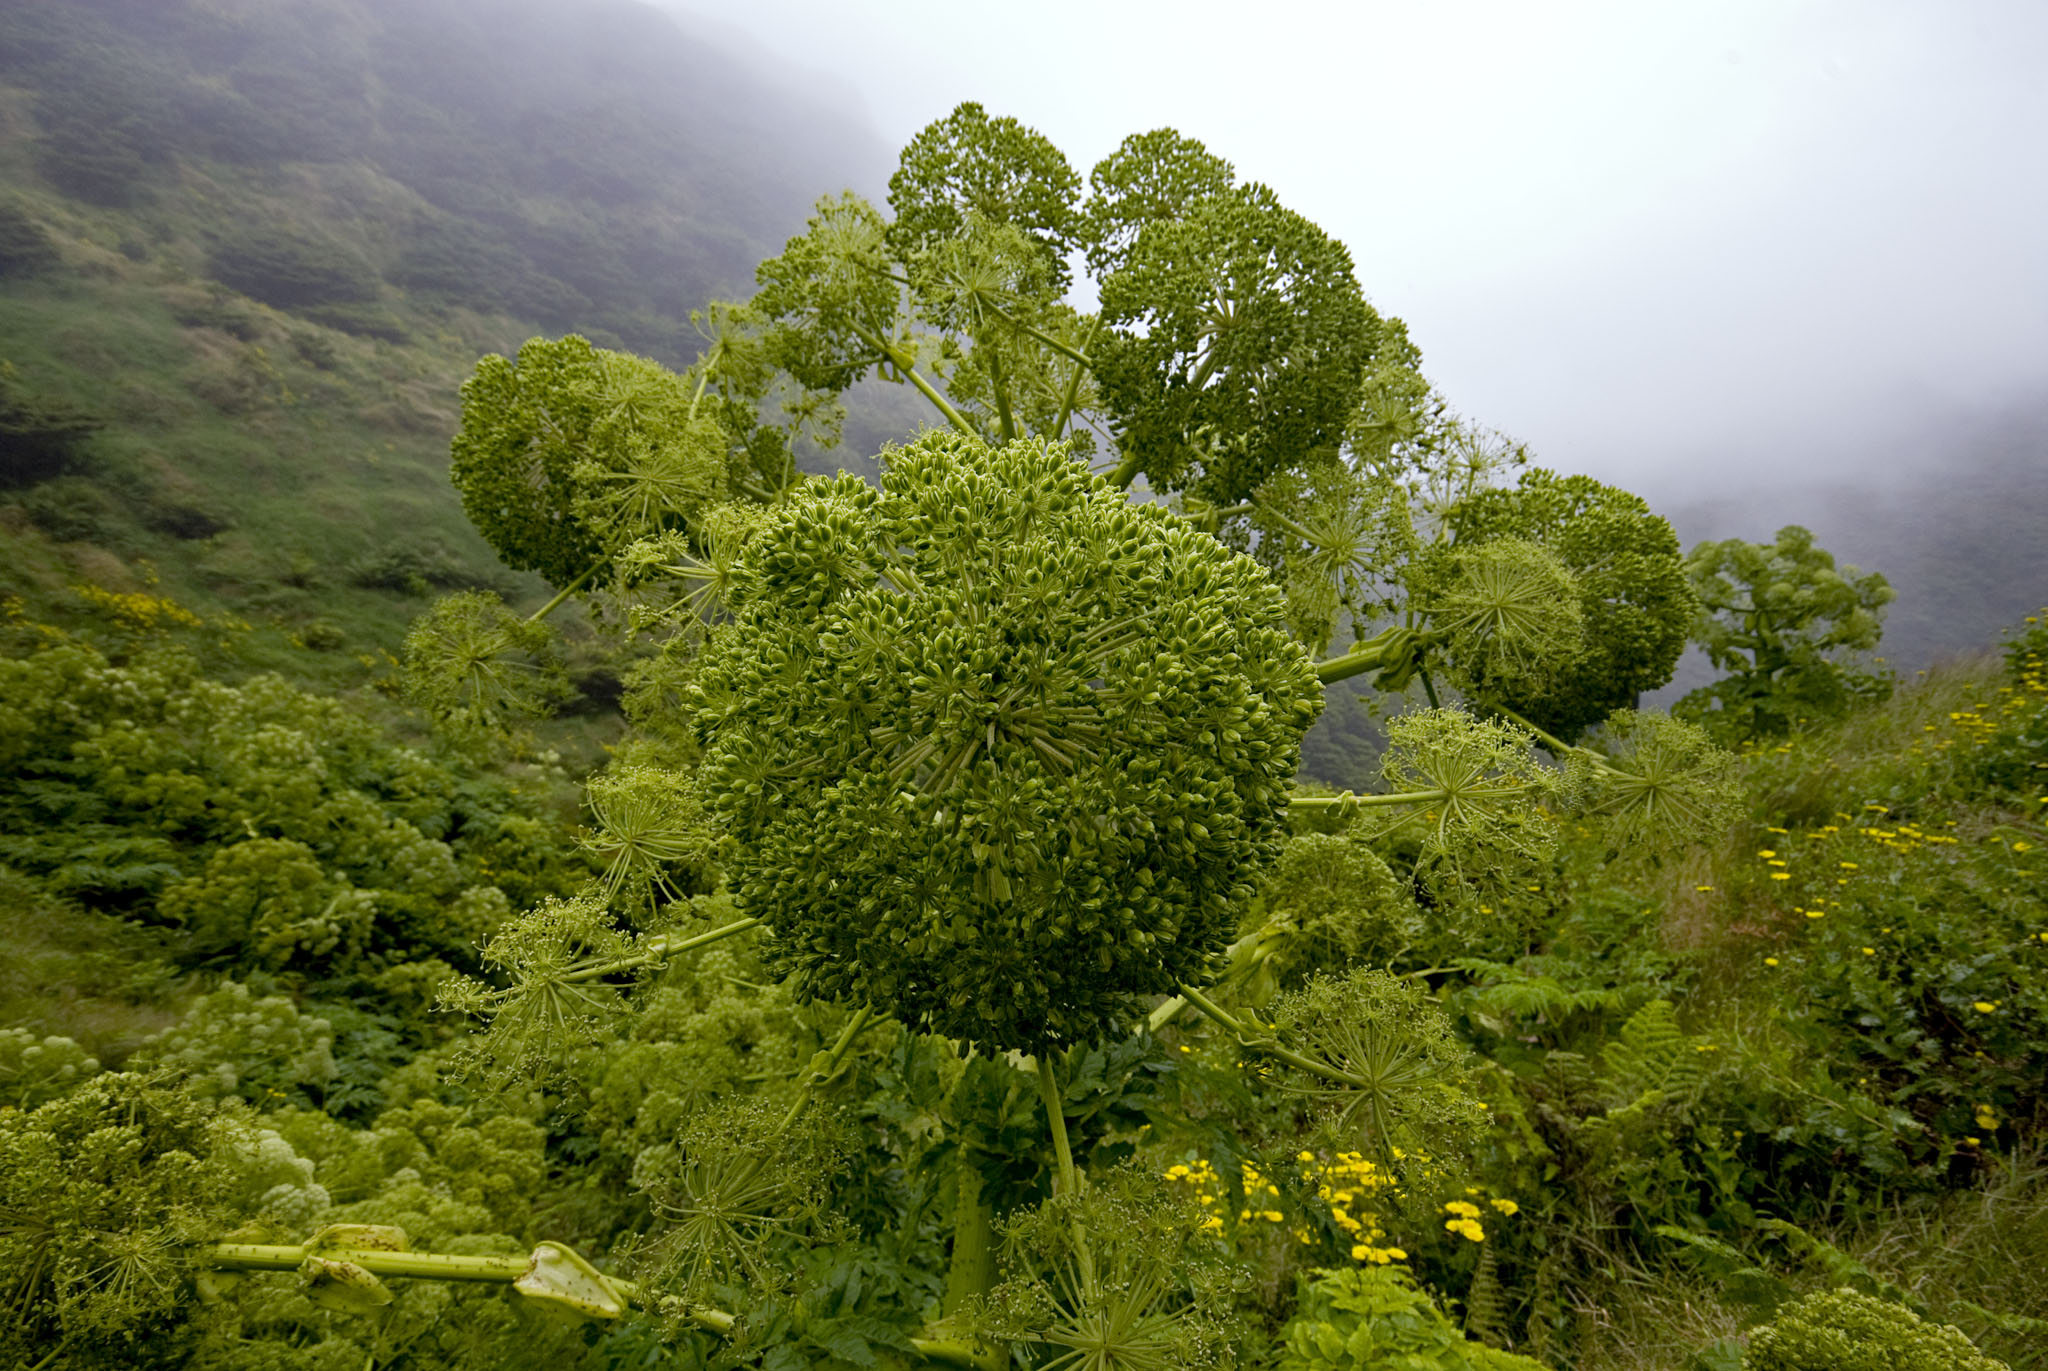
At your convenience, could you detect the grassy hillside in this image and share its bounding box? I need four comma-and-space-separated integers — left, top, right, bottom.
0, 0, 895, 680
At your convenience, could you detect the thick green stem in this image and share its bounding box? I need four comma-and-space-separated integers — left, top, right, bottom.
560, 916, 763, 985
1146, 918, 1302, 1031
1107, 450, 1144, 489
984, 342, 1018, 444
207, 1243, 540, 1284
1035, 1053, 1080, 1199
203, 1242, 999, 1369
687, 368, 709, 421
1033, 1051, 1096, 1297
780, 1002, 878, 1133
1287, 788, 1453, 812
1491, 702, 1610, 770
1148, 995, 1190, 1033
528, 557, 606, 623
1314, 625, 1440, 686
1315, 642, 1395, 685
942, 1155, 996, 1317
854, 326, 977, 436
1052, 316, 1101, 439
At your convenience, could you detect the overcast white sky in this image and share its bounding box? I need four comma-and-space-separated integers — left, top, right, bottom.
654, 0, 2048, 499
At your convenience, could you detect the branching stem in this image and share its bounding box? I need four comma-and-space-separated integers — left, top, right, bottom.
559, 916, 763, 986
1052, 316, 1101, 439
977, 296, 1095, 368
1287, 788, 1453, 812
1033, 1050, 1097, 1297
1493, 703, 1613, 771
1175, 983, 1370, 1093
780, 1002, 878, 1133
853, 326, 976, 435
528, 557, 606, 623
201, 1243, 1000, 1369
1314, 626, 1425, 685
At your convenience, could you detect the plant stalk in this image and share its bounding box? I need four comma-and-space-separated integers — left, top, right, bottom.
1175, 983, 1371, 1093
560, 916, 763, 985
528, 557, 606, 623
1033, 1050, 1097, 1297
1287, 788, 1454, 812
854, 326, 976, 436
977, 296, 1094, 367
780, 1002, 878, 1133
941, 1154, 996, 1317
202, 1243, 999, 1369
1052, 316, 1101, 438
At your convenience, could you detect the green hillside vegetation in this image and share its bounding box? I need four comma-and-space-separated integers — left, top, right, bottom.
5, 579, 2043, 1369
4, 78, 2045, 1371
0, 0, 898, 691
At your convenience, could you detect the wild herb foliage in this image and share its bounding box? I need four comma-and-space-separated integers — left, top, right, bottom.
1678, 525, 1896, 745
0, 606, 586, 994
6, 87, 2045, 1371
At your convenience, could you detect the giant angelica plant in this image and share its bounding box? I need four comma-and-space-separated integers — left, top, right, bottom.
11, 104, 1749, 1371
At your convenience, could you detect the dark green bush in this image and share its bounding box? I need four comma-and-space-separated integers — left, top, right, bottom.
15, 477, 125, 543
205, 222, 380, 312
0, 371, 99, 488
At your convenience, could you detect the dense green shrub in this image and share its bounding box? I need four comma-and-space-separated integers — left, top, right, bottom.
1278, 1265, 1546, 1370
128, 982, 336, 1108
0, 623, 584, 986
1743, 1288, 2007, 1371
1679, 526, 1895, 744
13, 475, 127, 542
34, 116, 159, 207
0, 1027, 100, 1109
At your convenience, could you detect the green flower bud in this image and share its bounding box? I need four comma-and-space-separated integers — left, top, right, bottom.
692, 431, 1322, 1051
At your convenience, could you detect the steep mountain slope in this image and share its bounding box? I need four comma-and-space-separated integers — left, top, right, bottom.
0, 0, 890, 672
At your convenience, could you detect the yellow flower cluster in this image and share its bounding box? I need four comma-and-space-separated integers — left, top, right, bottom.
1746, 805, 1990, 966
1440, 1189, 1518, 1243
1162, 1156, 1272, 1235
1314, 1151, 1406, 1264
1903, 634, 2047, 766
72, 583, 204, 633
1163, 1153, 1516, 1264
